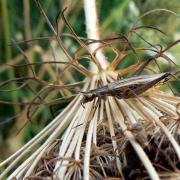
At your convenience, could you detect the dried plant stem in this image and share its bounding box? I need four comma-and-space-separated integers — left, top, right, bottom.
84, 108, 98, 180
53, 78, 96, 178
147, 96, 177, 117
151, 93, 180, 103
23, 0, 32, 41
84, 0, 109, 70
101, 74, 123, 176
105, 100, 123, 176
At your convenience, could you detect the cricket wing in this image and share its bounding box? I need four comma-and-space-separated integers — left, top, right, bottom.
108, 73, 167, 90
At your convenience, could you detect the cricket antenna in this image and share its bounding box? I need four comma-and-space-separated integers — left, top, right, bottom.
170, 70, 180, 81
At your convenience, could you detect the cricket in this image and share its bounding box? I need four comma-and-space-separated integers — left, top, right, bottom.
81, 71, 179, 104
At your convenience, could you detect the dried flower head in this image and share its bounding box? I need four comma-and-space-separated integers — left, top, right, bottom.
0, 1, 180, 180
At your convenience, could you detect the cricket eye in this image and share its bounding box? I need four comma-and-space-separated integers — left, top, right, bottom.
82, 94, 89, 104
82, 93, 94, 104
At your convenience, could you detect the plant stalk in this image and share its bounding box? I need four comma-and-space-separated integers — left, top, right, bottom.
84, 0, 109, 70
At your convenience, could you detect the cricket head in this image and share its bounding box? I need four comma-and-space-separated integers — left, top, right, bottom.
79, 91, 96, 104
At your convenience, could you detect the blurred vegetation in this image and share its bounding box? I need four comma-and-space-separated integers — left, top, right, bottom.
0, 0, 179, 160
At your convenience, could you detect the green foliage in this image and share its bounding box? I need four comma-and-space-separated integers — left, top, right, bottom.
135, 0, 180, 33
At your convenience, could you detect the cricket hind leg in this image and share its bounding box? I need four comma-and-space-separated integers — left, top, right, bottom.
123, 73, 174, 99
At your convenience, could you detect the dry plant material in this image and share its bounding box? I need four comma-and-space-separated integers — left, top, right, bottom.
0, 1, 180, 180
